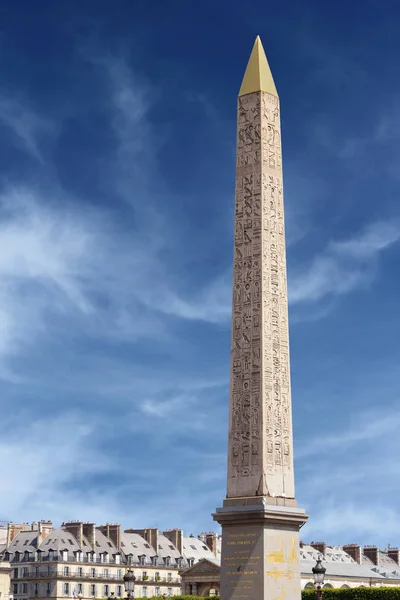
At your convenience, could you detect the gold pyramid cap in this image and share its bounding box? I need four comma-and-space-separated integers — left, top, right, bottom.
239, 35, 278, 97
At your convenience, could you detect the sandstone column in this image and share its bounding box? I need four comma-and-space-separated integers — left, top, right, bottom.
213, 36, 308, 600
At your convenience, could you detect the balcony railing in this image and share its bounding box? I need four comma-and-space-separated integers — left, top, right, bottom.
16, 570, 125, 580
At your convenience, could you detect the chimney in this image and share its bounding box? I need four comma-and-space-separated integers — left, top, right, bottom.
388, 548, 400, 566
108, 524, 121, 551
163, 529, 183, 555
343, 544, 362, 564
364, 546, 380, 566
38, 521, 53, 546
31, 522, 38, 532
83, 523, 96, 549
7, 523, 30, 545
63, 521, 83, 547
204, 533, 218, 557
126, 529, 159, 553
311, 542, 326, 557
97, 524, 121, 551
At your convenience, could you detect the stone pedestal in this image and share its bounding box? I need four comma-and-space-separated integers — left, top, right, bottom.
213, 500, 307, 600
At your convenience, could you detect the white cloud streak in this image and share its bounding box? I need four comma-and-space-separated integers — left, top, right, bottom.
0, 94, 56, 162
289, 219, 400, 304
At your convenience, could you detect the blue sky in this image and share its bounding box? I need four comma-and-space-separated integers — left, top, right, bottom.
1, 0, 400, 547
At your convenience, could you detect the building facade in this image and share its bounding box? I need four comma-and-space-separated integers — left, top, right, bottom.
1, 522, 216, 600
181, 539, 400, 595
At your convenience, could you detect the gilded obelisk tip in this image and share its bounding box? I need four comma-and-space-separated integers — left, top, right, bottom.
238, 35, 278, 97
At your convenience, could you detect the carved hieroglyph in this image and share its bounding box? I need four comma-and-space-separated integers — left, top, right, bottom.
227, 88, 295, 499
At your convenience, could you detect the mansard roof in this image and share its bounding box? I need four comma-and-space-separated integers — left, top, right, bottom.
182, 536, 216, 561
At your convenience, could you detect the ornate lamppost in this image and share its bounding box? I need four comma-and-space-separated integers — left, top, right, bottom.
312, 557, 326, 600
123, 569, 136, 599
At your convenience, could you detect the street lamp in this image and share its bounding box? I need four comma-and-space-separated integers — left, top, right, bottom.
312, 557, 326, 600
123, 569, 136, 599
77, 593, 83, 600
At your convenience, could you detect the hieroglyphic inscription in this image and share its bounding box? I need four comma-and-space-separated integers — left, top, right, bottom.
228, 89, 294, 498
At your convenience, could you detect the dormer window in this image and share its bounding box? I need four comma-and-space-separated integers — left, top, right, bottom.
187, 558, 194, 567
163, 556, 171, 567
114, 553, 121, 565
4, 552, 10, 561
151, 556, 158, 566
138, 555, 146, 566
62, 550, 68, 562
176, 557, 183, 567
127, 554, 133, 566
14, 552, 20, 562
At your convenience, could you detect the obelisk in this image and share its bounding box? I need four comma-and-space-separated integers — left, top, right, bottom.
213, 37, 308, 600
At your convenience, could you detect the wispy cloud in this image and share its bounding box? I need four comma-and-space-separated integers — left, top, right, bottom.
297, 408, 400, 460
0, 94, 56, 162
289, 219, 400, 305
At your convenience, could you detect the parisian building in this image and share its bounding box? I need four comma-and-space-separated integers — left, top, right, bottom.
2, 522, 400, 599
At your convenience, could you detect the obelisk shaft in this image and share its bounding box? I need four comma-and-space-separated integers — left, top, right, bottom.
228, 40, 294, 501
213, 37, 307, 600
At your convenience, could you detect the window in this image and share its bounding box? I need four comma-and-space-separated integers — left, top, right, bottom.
13, 568, 19, 578
22, 566, 28, 577
103, 568, 109, 577
63, 583, 69, 596
103, 585, 109, 597
35, 567, 40, 577
115, 554, 121, 565
90, 568, 96, 578
120, 542, 125, 548
138, 555, 145, 566
95, 541, 100, 547
33, 583, 39, 596
15, 552, 20, 562
23, 540, 29, 546
13, 584, 18, 595
167, 573, 172, 582
63, 566, 70, 576
190, 545, 196, 550
116, 570, 122, 579
117, 586, 123, 597
127, 555, 133, 565
155, 588, 160, 596
142, 587, 147, 598
4, 552, 10, 561
167, 588, 173, 597
143, 544, 151, 549
69, 540, 74, 545
22, 583, 28, 594
90, 585, 96, 597
142, 572, 147, 579
46, 583, 51, 597
78, 584, 83, 594
107, 542, 112, 548
155, 572, 160, 582
61, 539, 66, 544
151, 556, 158, 566
63, 550, 68, 561
164, 557, 170, 567
48, 549, 54, 561
78, 567, 83, 577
